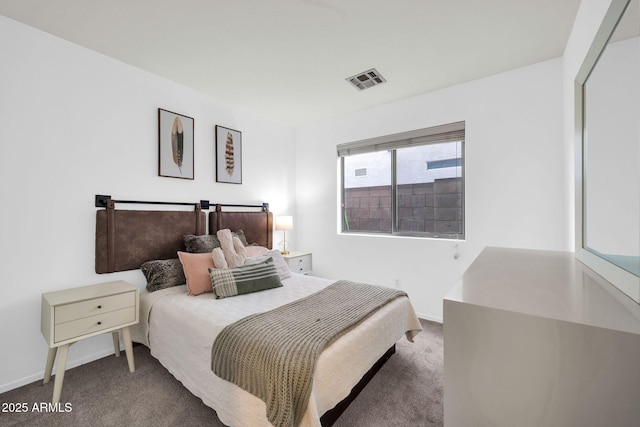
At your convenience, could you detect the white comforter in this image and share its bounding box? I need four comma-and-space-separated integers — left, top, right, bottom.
131, 274, 422, 427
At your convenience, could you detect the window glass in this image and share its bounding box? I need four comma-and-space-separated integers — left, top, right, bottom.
342, 151, 392, 232
396, 142, 463, 235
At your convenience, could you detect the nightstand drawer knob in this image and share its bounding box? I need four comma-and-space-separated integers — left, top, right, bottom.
97, 321, 102, 325
98, 305, 102, 309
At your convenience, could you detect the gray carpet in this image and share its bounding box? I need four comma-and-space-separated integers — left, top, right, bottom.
0, 319, 442, 426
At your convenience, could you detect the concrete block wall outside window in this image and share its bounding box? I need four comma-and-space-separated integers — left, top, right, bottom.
344, 177, 463, 235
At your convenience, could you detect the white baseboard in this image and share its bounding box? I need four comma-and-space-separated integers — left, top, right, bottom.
416, 312, 443, 324
0, 346, 122, 394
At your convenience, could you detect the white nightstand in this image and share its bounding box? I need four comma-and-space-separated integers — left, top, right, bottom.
282, 251, 312, 275
41, 280, 139, 403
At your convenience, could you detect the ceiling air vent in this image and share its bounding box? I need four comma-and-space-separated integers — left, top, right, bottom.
346, 68, 387, 91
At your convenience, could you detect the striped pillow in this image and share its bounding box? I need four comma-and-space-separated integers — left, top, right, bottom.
209, 257, 282, 299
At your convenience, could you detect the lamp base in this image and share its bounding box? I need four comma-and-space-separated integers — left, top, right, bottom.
278, 239, 290, 255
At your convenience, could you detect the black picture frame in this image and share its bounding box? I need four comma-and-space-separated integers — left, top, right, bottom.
215, 125, 242, 184
158, 108, 194, 179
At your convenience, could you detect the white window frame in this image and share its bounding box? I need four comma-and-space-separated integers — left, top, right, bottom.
338, 121, 465, 239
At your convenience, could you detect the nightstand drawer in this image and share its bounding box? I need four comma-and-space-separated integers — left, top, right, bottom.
55, 292, 136, 324
284, 253, 312, 274
288, 257, 311, 273
55, 306, 136, 343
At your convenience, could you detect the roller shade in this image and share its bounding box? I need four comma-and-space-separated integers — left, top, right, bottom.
337, 121, 465, 157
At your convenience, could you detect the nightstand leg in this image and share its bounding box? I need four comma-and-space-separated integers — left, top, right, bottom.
43, 347, 57, 384
51, 344, 69, 404
112, 331, 121, 357
121, 327, 135, 372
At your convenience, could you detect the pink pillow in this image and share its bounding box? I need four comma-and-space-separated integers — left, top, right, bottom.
178, 251, 215, 296
245, 246, 270, 257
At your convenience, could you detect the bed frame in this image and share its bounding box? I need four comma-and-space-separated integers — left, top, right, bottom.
95, 199, 207, 273
94, 197, 393, 426
319, 344, 395, 426
95, 199, 271, 273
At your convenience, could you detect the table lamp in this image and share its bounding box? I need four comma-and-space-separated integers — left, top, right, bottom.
275, 215, 293, 255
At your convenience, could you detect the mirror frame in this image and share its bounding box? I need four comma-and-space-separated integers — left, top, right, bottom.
575, 0, 640, 303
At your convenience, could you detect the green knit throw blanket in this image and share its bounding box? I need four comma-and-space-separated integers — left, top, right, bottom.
211, 280, 407, 427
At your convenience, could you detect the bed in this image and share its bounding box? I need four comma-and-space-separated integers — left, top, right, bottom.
95, 199, 422, 426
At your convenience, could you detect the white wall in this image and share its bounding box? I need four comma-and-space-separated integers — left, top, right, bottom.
295, 58, 569, 321
0, 16, 297, 393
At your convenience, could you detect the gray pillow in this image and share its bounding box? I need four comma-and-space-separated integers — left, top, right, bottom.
209, 257, 282, 299
184, 230, 248, 253
140, 258, 186, 292
184, 234, 220, 253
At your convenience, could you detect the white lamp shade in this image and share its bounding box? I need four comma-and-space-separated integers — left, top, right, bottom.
275, 215, 293, 231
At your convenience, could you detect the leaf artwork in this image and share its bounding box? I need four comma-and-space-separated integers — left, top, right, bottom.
225, 132, 235, 175
171, 117, 184, 174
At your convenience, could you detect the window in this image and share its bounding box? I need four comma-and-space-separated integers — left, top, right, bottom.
338, 121, 465, 239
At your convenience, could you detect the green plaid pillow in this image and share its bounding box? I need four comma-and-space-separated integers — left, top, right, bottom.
209, 257, 282, 299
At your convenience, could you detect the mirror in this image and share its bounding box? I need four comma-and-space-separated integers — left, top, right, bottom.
584, 0, 640, 276
576, 0, 640, 303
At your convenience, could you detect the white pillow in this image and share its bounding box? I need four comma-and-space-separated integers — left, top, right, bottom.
211, 247, 228, 269
217, 229, 247, 268
245, 245, 270, 257
245, 249, 291, 280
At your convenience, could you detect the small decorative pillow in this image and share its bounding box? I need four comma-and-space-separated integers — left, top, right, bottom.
245, 249, 292, 280
184, 230, 248, 253
183, 234, 220, 253
178, 251, 216, 296
217, 229, 247, 268
233, 229, 249, 246
232, 237, 247, 264
140, 258, 186, 292
209, 257, 282, 299
211, 247, 228, 269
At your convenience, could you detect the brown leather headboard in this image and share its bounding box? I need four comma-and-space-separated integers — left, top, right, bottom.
209, 205, 273, 249
96, 200, 272, 273
96, 200, 206, 273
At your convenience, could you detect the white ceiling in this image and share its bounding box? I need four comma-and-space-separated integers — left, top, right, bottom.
0, 0, 582, 126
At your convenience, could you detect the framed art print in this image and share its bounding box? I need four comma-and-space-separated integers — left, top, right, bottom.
158, 108, 194, 179
215, 125, 242, 184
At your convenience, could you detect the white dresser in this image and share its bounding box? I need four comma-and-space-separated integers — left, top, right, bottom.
444, 247, 640, 427
41, 280, 139, 403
